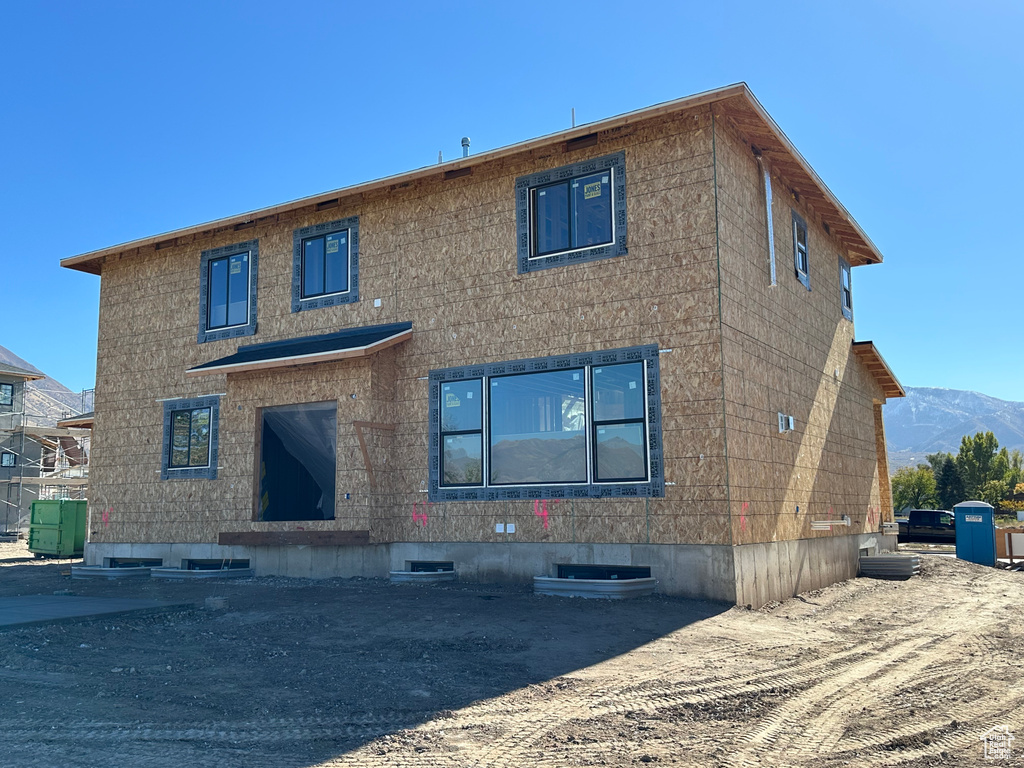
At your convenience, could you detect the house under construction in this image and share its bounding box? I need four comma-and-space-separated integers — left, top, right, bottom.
0, 362, 92, 536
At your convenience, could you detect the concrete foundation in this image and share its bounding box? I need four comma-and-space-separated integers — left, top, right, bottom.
84, 531, 895, 606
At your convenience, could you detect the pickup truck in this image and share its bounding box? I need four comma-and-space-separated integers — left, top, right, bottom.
896, 509, 956, 543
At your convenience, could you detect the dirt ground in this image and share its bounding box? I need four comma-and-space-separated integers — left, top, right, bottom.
0, 542, 1021, 768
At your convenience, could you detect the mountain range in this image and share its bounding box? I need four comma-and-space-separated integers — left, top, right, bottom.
0, 344, 91, 425
884, 387, 1024, 469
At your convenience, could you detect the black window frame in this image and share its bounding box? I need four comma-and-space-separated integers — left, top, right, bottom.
197, 239, 259, 344
160, 396, 220, 480
839, 256, 853, 320
0, 451, 15, 468
429, 345, 663, 502
792, 211, 810, 290
0, 383, 12, 407
291, 216, 360, 313
515, 152, 628, 274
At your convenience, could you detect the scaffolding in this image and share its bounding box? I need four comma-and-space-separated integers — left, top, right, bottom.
0, 388, 92, 536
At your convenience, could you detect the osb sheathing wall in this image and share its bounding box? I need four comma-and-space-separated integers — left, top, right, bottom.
88, 105, 734, 548
711, 108, 886, 548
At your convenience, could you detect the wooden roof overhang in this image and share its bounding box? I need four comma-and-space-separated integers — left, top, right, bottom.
711, 95, 883, 267
852, 341, 905, 400
61, 83, 883, 275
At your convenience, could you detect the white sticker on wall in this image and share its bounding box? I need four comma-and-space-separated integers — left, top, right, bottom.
495, 523, 505, 533
507, 523, 516, 533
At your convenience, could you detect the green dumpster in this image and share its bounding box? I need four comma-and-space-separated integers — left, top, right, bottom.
28, 500, 87, 558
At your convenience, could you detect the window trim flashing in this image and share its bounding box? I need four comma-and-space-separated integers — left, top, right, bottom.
428, 344, 663, 502
792, 210, 810, 290
160, 395, 220, 480
839, 256, 853, 321
291, 216, 360, 312
197, 239, 259, 344
515, 151, 628, 274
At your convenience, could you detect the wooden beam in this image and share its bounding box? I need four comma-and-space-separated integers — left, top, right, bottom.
217, 530, 370, 547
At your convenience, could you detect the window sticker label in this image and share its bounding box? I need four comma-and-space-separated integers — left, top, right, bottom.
466, 391, 473, 399
629, 381, 637, 389
230, 261, 243, 274
445, 393, 461, 408
584, 182, 603, 199
326, 239, 340, 254
572, 373, 580, 380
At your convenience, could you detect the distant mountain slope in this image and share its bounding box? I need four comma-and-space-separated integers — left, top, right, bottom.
884, 387, 1024, 468
0, 344, 90, 424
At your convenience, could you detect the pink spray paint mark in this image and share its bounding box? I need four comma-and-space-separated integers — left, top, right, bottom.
534, 499, 549, 529
740, 502, 748, 532
412, 501, 428, 526
102, 508, 111, 527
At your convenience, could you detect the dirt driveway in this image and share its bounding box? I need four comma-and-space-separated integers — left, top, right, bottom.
0, 542, 1021, 768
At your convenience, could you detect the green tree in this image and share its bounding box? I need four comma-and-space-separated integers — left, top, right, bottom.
926, 452, 953, 476
891, 465, 937, 512
936, 459, 966, 510
981, 479, 1010, 507
955, 431, 1000, 499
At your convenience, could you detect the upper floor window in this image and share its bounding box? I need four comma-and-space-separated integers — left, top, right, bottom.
0, 383, 12, 407
160, 396, 220, 480
429, 345, 663, 501
198, 240, 259, 343
839, 257, 853, 320
515, 151, 628, 274
792, 211, 810, 290
1, 451, 15, 468
292, 216, 360, 312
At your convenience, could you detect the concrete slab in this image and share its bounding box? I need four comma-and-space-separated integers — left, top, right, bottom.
0, 595, 193, 628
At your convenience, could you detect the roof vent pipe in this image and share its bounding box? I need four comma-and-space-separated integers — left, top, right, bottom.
461, 137, 470, 158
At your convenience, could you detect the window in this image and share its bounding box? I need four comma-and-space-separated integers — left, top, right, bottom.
291, 216, 360, 312
198, 240, 258, 343
429, 345, 663, 501
1, 452, 15, 468
515, 152, 628, 274
160, 396, 220, 480
839, 257, 853, 320
0, 383, 12, 407
258, 402, 337, 521
792, 211, 810, 289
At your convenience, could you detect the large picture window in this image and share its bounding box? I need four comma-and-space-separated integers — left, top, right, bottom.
429, 346, 663, 501
198, 240, 259, 343
0, 383, 12, 407
160, 396, 220, 480
291, 216, 360, 312
515, 152, 628, 274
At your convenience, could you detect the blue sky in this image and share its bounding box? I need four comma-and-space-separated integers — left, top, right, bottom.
1, 1, 1021, 400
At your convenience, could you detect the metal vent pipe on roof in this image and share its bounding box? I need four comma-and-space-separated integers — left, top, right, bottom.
461, 137, 470, 157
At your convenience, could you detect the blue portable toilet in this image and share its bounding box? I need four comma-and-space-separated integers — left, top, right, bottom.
953, 501, 996, 567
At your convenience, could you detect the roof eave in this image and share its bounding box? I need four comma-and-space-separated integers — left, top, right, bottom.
61, 82, 883, 273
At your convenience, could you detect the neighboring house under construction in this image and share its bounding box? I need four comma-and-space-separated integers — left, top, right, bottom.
0, 361, 92, 535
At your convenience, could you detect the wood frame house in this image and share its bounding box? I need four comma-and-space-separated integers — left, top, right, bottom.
62, 83, 903, 605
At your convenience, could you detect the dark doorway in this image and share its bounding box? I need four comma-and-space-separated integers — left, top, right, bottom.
258, 401, 337, 521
